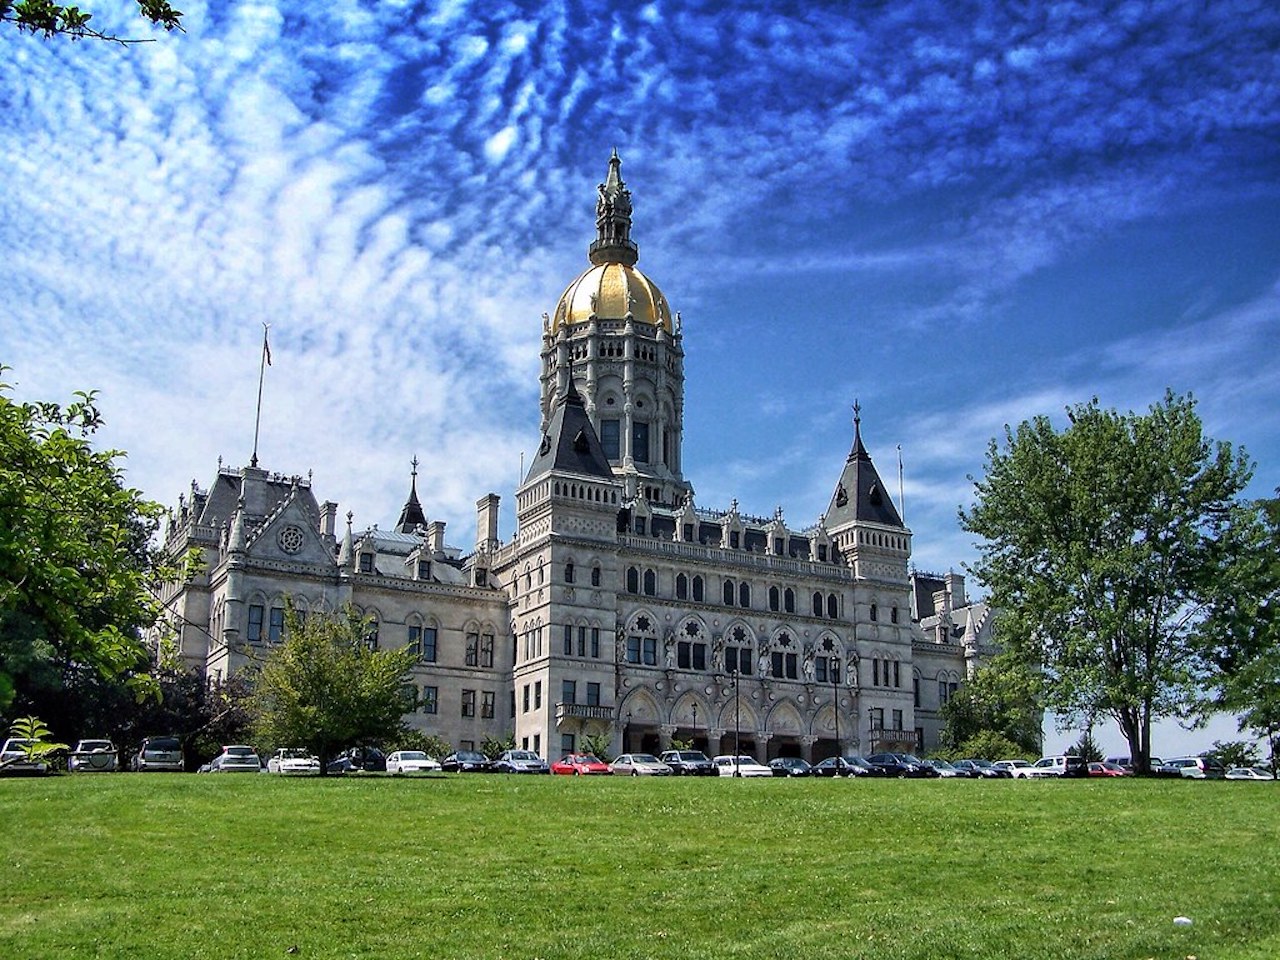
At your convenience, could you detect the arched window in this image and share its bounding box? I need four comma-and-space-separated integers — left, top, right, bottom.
591, 565, 601, 587
769, 586, 780, 612
643, 569, 656, 596
812, 592, 823, 617
827, 594, 838, 619
723, 580, 735, 606
738, 582, 750, 609
676, 573, 689, 600
692, 576, 705, 602
565, 561, 575, 584
784, 588, 795, 613
626, 567, 639, 594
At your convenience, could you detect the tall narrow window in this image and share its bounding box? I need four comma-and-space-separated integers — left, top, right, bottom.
739, 583, 750, 608
422, 686, 438, 715
465, 633, 479, 666
693, 576, 705, 602
626, 567, 639, 594
632, 421, 650, 463
643, 569, 656, 596
481, 691, 495, 719
565, 561, 575, 584
421, 627, 437, 662
247, 604, 264, 643
562, 680, 577, 704
828, 594, 838, 619
563, 624, 573, 656
601, 420, 621, 459
769, 586, 779, 612
481, 634, 494, 668
676, 574, 689, 600
407, 625, 422, 656
723, 580, 735, 606
269, 607, 285, 643
461, 689, 476, 718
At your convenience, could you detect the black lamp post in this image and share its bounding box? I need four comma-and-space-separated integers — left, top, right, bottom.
691, 702, 698, 742
868, 706, 875, 754
831, 657, 840, 755
732, 668, 741, 777
625, 711, 632, 753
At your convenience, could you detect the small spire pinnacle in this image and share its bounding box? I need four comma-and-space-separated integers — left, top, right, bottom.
848, 399, 869, 462
589, 151, 638, 267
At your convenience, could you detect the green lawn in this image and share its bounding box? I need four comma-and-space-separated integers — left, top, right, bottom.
2, 774, 1277, 959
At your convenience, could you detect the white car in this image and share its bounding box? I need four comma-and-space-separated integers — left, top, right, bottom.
69, 739, 118, 772
208, 745, 262, 773
994, 759, 1056, 779
267, 748, 320, 775
712, 755, 773, 778
1225, 766, 1275, 781
386, 750, 442, 775
609, 753, 673, 776
0, 737, 49, 774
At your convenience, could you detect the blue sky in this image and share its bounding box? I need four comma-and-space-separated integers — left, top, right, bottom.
3, 0, 1278, 756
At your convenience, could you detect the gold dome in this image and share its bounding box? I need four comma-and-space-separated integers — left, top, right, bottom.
552, 261, 673, 333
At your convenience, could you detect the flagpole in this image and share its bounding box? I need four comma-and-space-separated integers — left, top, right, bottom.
897, 443, 905, 526
251, 323, 271, 468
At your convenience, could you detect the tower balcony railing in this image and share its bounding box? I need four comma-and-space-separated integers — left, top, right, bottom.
617, 534, 849, 582
555, 702, 614, 723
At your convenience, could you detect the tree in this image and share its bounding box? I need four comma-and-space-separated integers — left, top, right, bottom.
581, 731, 613, 762
1068, 727, 1103, 763
2, 0, 181, 44
960, 392, 1254, 774
481, 733, 515, 761
948, 731, 1029, 763
1201, 493, 1280, 777
1206, 739, 1259, 770
938, 653, 1043, 757
247, 605, 419, 775
0, 376, 187, 716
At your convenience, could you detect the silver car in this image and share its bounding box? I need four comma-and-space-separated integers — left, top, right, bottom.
609, 753, 673, 776
1, 737, 50, 775
69, 739, 119, 772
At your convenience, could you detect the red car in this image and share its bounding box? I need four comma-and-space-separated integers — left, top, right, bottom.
551, 753, 612, 776
1088, 761, 1130, 777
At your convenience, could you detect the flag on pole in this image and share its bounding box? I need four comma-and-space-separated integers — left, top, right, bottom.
263, 325, 272, 366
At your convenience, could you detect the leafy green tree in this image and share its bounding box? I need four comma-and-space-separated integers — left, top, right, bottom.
938, 653, 1043, 757
961, 392, 1254, 775
1206, 739, 1259, 770
0, 377, 187, 715
581, 732, 613, 762
937, 731, 1029, 763
1, 0, 181, 44
1201, 493, 1280, 777
247, 605, 418, 775
481, 733, 515, 761
1, 716, 68, 771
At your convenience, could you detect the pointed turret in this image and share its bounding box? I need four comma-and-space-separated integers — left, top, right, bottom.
825, 402, 904, 529
525, 377, 614, 483
395, 456, 427, 533
589, 149, 638, 267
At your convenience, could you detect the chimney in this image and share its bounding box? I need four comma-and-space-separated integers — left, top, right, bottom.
945, 571, 966, 609
475, 493, 500, 553
428, 520, 447, 556
321, 501, 338, 537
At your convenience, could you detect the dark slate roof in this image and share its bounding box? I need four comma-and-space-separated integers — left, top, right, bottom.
824, 419, 904, 529
197, 466, 318, 529
524, 379, 615, 482
395, 474, 427, 533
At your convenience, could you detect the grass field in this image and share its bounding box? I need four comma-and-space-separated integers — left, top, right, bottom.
2, 773, 1277, 959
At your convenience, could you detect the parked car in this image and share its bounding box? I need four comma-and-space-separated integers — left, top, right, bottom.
0, 737, 50, 775
130, 736, 185, 772
1156, 756, 1226, 779
1107, 755, 1164, 773
955, 758, 1012, 779
867, 752, 940, 778
1088, 761, 1130, 777
68, 739, 118, 773
328, 746, 387, 774
1225, 766, 1276, 781
386, 750, 442, 775
1031, 755, 1089, 778
923, 758, 967, 778
267, 748, 320, 775
769, 757, 813, 777
551, 754, 611, 776
812, 755, 881, 777
207, 745, 262, 773
659, 749, 716, 776
610, 753, 673, 776
493, 749, 549, 774
992, 759, 1053, 779
441, 750, 492, 773
712, 755, 773, 777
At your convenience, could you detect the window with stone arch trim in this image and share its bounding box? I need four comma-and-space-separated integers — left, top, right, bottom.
625, 610, 660, 666
406, 613, 440, 662
723, 622, 755, 675
770, 629, 800, 680
869, 649, 902, 688
564, 558, 576, 584
676, 617, 709, 670
936, 669, 962, 708
814, 633, 844, 684
354, 604, 382, 650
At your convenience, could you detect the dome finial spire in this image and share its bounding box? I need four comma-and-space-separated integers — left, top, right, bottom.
590, 151, 638, 267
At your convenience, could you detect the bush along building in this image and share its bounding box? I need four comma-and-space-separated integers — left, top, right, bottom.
156, 153, 994, 761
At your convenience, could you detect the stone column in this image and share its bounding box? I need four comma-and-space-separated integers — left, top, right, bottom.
800, 735, 817, 764
709, 729, 725, 757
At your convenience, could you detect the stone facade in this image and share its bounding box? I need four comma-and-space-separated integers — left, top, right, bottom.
155, 154, 994, 761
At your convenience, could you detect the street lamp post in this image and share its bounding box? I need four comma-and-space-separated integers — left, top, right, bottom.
691, 702, 698, 745
732, 668, 741, 777
831, 657, 840, 755
868, 706, 875, 755
625, 711, 632, 753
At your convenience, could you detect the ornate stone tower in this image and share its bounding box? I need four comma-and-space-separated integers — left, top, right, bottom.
539, 151, 690, 508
